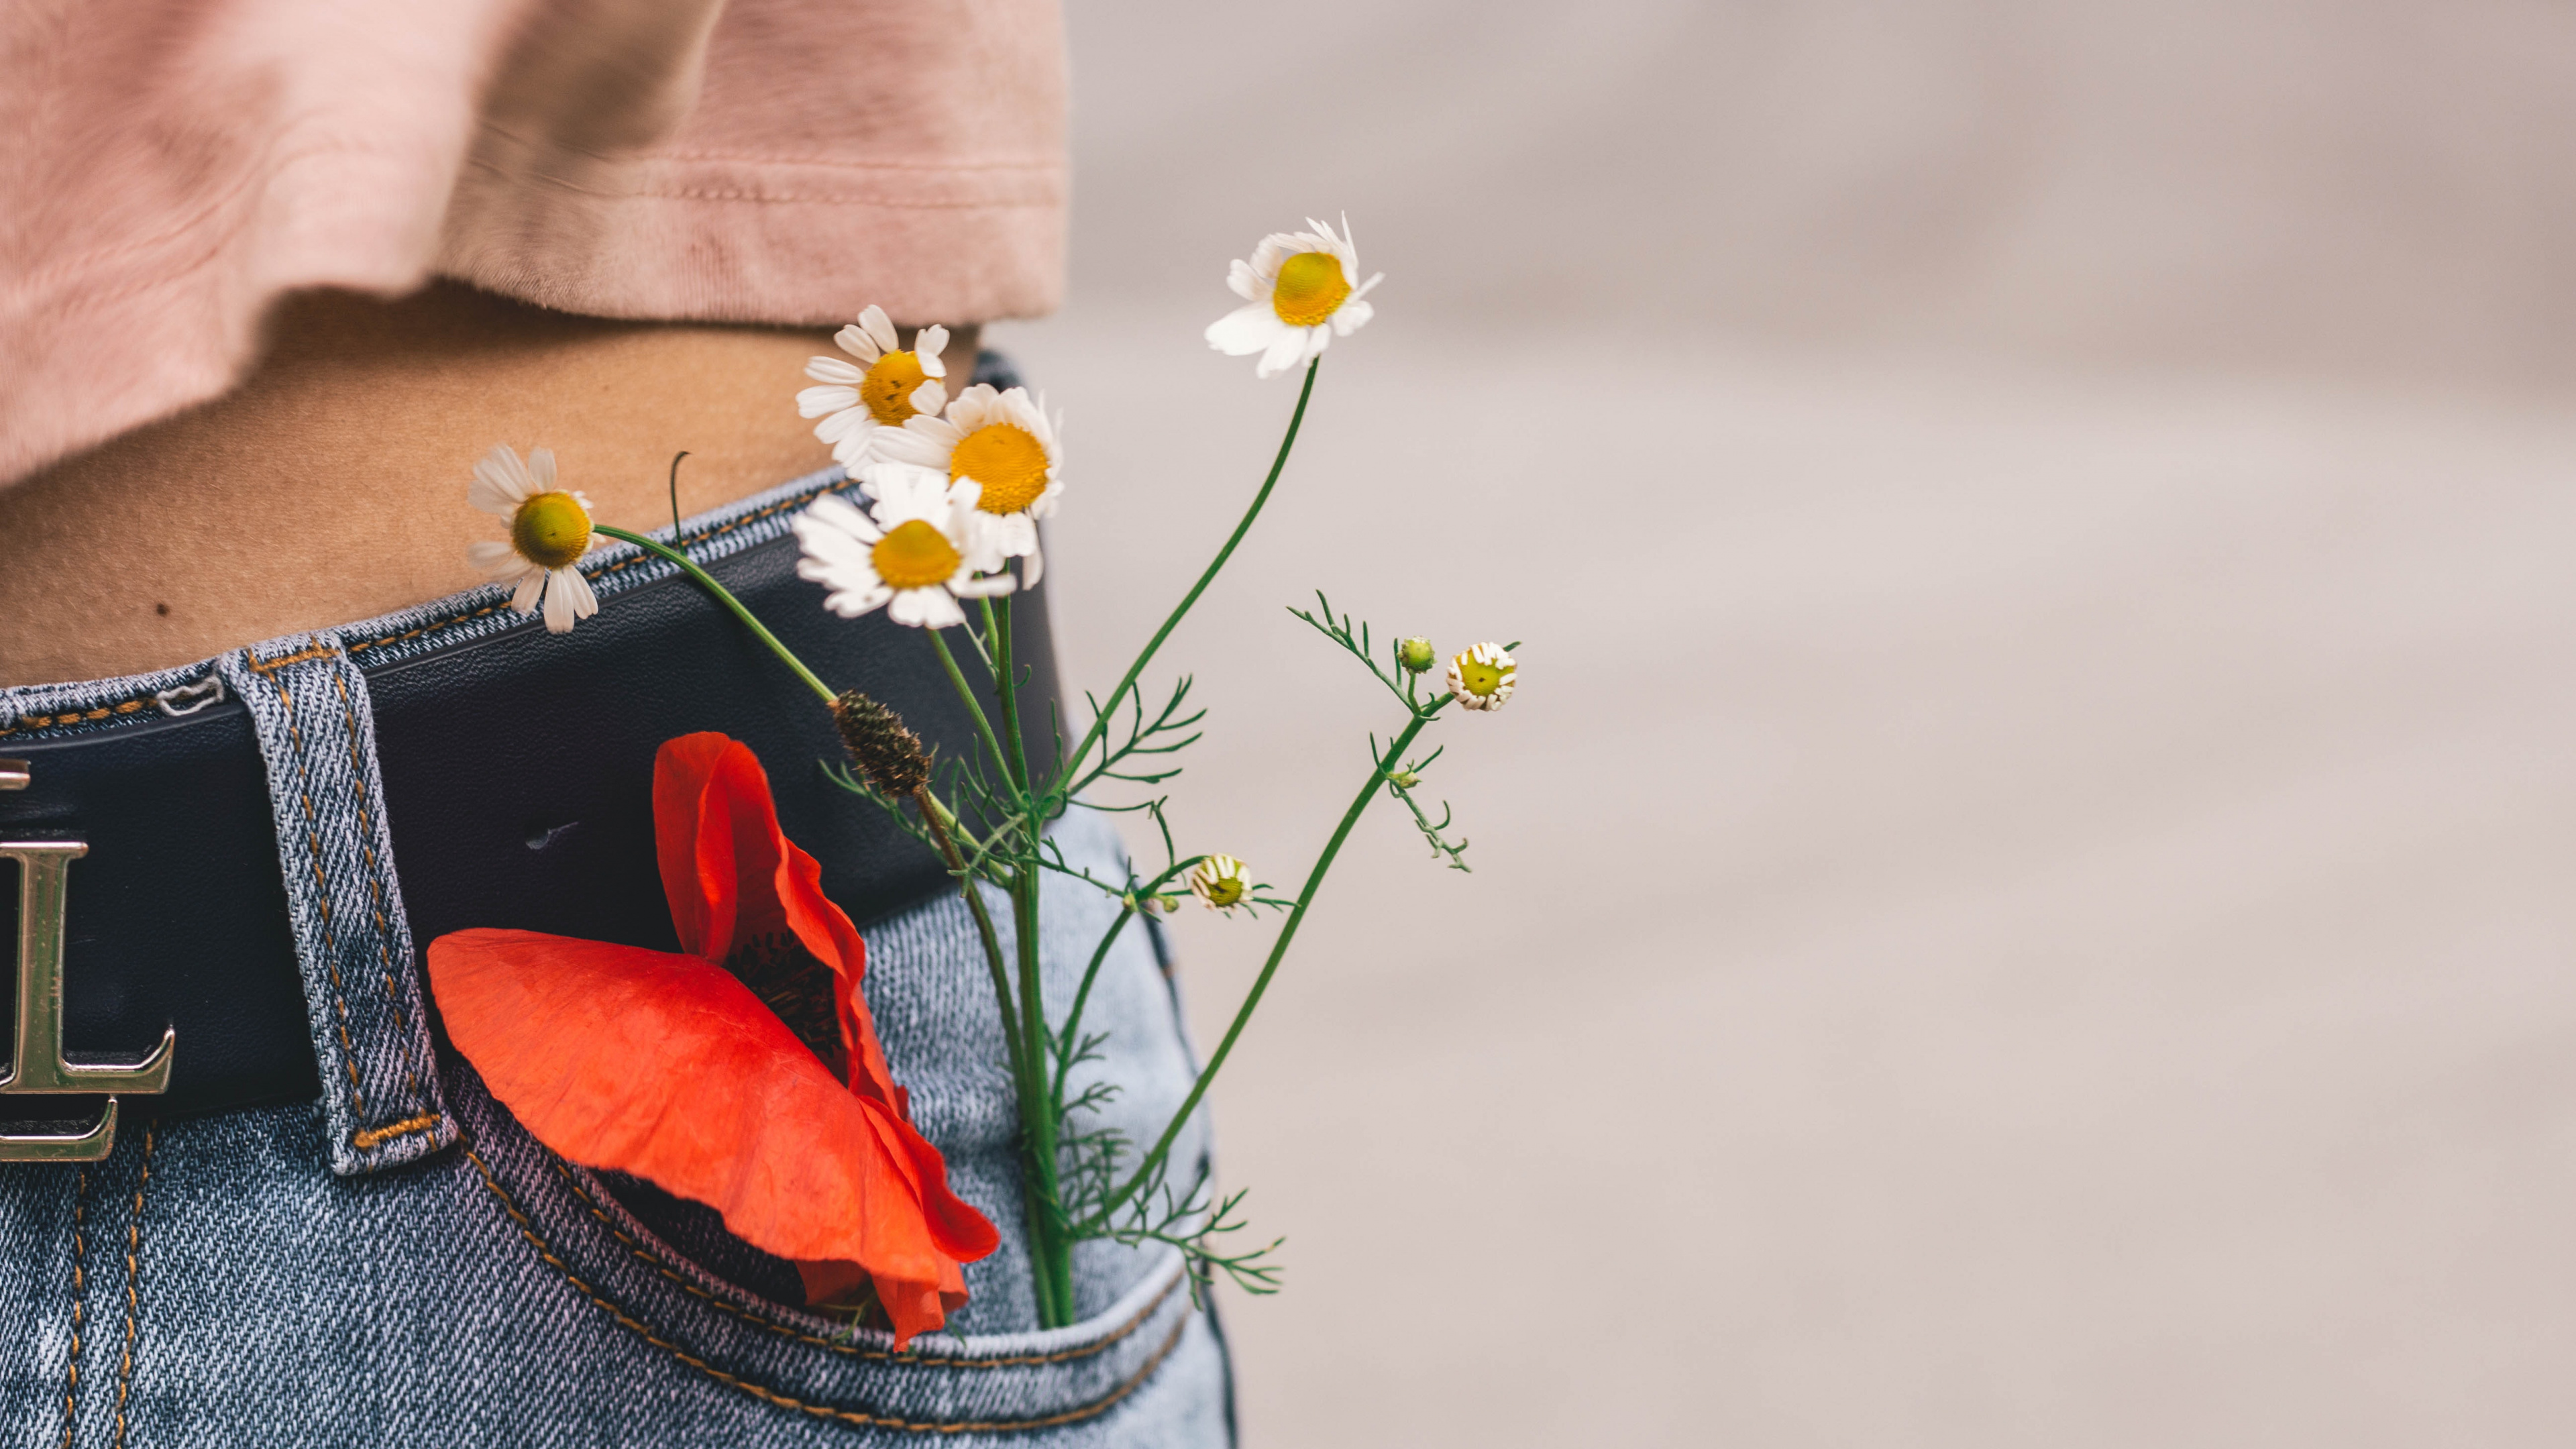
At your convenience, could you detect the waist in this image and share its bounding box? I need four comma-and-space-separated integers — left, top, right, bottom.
0, 284, 977, 687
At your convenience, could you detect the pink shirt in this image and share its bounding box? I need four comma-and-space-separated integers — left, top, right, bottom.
0, 0, 1066, 486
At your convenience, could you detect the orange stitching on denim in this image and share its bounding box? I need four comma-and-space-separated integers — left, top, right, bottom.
108, 1126, 152, 1449
266, 665, 369, 1120
352, 1114, 444, 1151
0, 485, 833, 740
330, 667, 435, 1118
58, 1166, 89, 1449
464, 1146, 1187, 1432
246, 643, 337, 674
0, 700, 147, 738
550, 1162, 1180, 1368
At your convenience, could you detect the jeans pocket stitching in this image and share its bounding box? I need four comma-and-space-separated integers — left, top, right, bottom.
551, 1159, 1183, 1368
464, 1140, 1191, 1434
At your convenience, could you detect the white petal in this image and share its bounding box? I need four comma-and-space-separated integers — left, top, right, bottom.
1332, 299, 1374, 336
470, 444, 535, 515
528, 448, 557, 490
1207, 303, 1281, 356
859, 305, 900, 356
557, 566, 599, 622
814, 407, 870, 445
800, 384, 861, 420
952, 569, 1016, 598
909, 378, 947, 416
511, 569, 546, 614
990, 512, 1038, 555
805, 356, 865, 386
1018, 539, 1044, 589
916, 325, 949, 371
1228, 260, 1269, 301
889, 587, 965, 630
873, 431, 948, 470
941, 385, 1000, 433
541, 574, 576, 632
834, 323, 884, 364
824, 583, 895, 619
802, 490, 881, 541
1255, 326, 1307, 378
468, 539, 521, 577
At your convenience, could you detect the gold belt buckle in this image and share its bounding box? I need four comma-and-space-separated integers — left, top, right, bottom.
1, 757, 175, 1161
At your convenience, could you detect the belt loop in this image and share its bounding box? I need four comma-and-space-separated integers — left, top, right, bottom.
217, 633, 458, 1176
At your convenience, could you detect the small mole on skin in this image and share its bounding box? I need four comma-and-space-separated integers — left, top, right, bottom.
155, 602, 170, 616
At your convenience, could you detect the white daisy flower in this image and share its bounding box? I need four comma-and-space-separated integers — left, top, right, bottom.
1188, 854, 1251, 912
792, 470, 1014, 630
1446, 643, 1517, 712
872, 383, 1064, 586
466, 444, 606, 634
797, 305, 951, 470
1204, 215, 1384, 378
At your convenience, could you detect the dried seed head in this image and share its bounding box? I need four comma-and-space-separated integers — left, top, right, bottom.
833, 690, 932, 797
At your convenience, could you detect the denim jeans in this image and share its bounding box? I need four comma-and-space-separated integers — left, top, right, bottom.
0, 469, 1232, 1446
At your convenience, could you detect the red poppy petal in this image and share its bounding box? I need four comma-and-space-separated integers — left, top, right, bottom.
428, 928, 997, 1289
672, 734, 906, 1113
853, 1091, 1002, 1261
653, 733, 739, 959
771, 828, 904, 1108
792, 1258, 968, 1351
700, 742, 787, 963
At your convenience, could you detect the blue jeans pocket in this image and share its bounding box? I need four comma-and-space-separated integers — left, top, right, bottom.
453, 1065, 1230, 1444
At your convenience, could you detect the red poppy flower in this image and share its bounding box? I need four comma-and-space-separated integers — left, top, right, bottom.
428, 732, 998, 1346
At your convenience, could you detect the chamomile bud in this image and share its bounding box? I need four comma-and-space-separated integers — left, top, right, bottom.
1446, 642, 1517, 712
1189, 854, 1251, 912
1387, 769, 1421, 790
1396, 636, 1436, 674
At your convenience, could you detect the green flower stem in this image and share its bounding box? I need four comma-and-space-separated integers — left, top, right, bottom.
988, 594, 1079, 1327
1046, 358, 1320, 816
1050, 856, 1205, 1110
924, 606, 1073, 1326
924, 628, 1019, 812
1093, 701, 1446, 1227
918, 791, 1022, 1080
593, 525, 835, 706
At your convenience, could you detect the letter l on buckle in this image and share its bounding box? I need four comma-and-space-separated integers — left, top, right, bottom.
1, 759, 174, 1161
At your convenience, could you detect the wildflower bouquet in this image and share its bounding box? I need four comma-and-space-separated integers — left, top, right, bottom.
429, 217, 1518, 1341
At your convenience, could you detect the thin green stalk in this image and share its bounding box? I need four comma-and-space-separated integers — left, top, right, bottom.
990, 598, 1036, 799
989, 594, 1077, 1326
1094, 705, 1439, 1224
928, 600, 1072, 1325
1046, 358, 1320, 812
924, 627, 1017, 810
918, 791, 1022, 1080
595, 525, 835, 705
1051, 856, 1203, 1109
1014, 879, 1073, 1326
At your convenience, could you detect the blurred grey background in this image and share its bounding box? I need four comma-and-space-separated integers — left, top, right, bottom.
992, 3, 2576, 1444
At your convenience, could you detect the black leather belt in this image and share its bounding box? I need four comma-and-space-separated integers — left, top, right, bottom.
1, 446, 1058, 1122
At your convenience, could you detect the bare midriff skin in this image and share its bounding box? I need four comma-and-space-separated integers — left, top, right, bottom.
0, 283, 976, 688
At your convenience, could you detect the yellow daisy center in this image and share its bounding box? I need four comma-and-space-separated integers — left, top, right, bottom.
1194, 856, 1249, 908
872, 519, 961, 590
1455, 655, 1509, 698
950, 423, 1051, 514
1272, 251, 1352, 326
510, 491, 593, 570
861, 351, 932, 426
